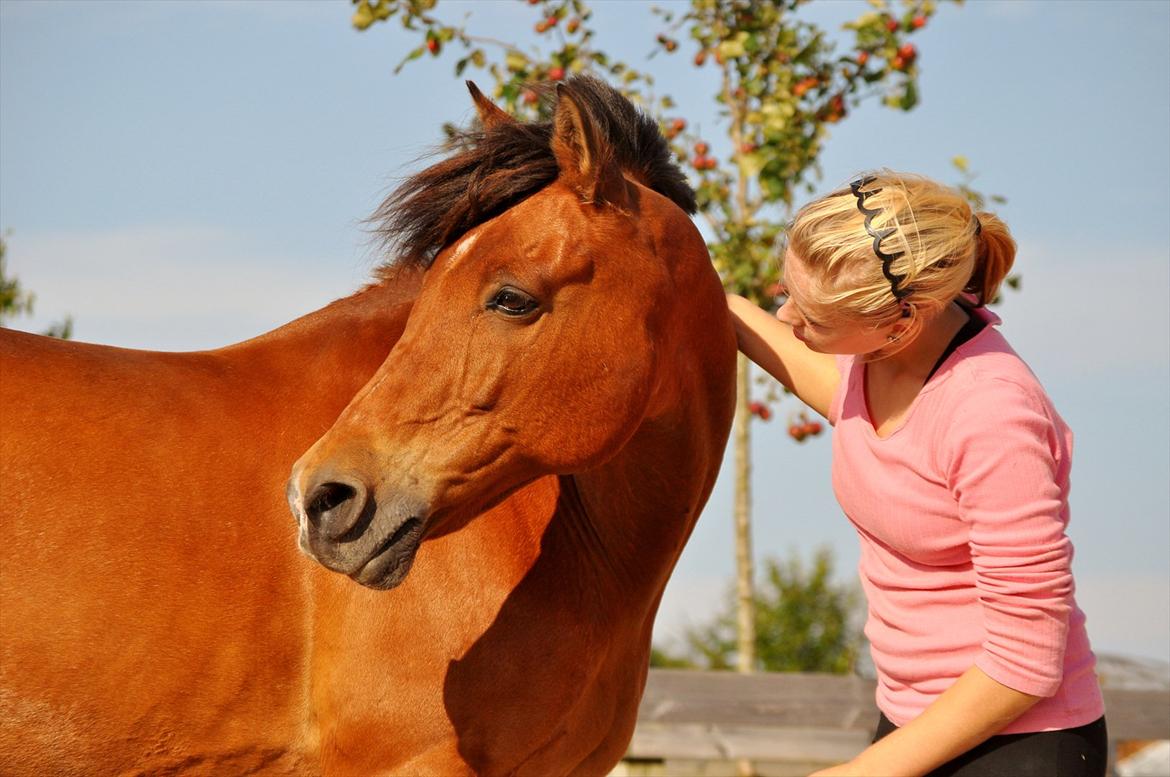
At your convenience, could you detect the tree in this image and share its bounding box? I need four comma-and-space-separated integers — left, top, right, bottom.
0, 232, 72, 339
347, 0, 953, 677
653, 546, 862, 674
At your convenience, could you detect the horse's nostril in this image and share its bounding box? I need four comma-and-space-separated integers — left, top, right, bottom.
308, 482, 356, 517
305, 481, 366, 540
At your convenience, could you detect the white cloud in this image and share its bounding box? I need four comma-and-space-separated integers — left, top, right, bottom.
1076, 572, 1170, 663
994, 238, 1169, 377
652, 574, 731, 649
4, 225, 370, 351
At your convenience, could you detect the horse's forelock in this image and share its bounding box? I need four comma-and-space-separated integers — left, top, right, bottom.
368, 75, 696, 271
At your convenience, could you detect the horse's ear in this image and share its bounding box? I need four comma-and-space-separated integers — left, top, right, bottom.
551, 83, 628, 208
466, 81, 514, 130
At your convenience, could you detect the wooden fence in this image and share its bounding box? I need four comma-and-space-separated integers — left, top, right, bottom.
613, 669, 1170, 775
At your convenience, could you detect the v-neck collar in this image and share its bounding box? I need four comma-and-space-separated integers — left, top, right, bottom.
858, 306, 999, 441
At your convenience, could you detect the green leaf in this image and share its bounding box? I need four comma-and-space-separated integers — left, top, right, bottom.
738, 151, 764, 179
393, 45, 426, 74
899, 79, 918, 110
718, 39, 746, 59
505, 51, 529, 72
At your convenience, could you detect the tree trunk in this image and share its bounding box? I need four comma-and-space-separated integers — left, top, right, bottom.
733, 353, 756, 674
733, 354, 757, 777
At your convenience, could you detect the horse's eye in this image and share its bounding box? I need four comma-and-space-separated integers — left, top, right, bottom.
487, 286, 538, 317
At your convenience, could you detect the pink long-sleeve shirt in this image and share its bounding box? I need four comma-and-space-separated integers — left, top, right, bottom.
828, 306, 1104, 733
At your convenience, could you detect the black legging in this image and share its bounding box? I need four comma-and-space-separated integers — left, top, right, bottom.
872, 712, 1108, 776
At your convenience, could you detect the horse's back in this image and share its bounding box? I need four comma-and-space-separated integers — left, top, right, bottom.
0, 328, 315, 773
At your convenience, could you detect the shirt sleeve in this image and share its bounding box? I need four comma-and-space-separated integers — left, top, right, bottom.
946, 378, 1074, 698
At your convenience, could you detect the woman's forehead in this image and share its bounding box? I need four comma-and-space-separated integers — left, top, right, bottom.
781, 250, 816, 292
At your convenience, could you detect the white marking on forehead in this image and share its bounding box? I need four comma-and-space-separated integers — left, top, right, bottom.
443, 232, 480, 270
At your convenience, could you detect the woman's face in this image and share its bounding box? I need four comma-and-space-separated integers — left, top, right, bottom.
776, 250, 897, 355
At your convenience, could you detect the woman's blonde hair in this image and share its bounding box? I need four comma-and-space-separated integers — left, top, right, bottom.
786, 170, 1016, 355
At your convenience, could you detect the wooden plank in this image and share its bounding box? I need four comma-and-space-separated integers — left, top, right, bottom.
638, 670, 877, 731
627, 723, 870, 762
1102, 687, 1170, 741
633, 670, 1170, 745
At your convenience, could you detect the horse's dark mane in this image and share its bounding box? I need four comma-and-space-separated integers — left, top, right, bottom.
369, 75, 696, 269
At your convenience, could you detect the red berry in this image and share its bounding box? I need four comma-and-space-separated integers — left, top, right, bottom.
535, 20, 547, 33
566, 18, 580, 33
694, 51, 707, 67
793, 77, 819, 97
898, 43, 917, 61
857, 51, 870, 66
522, 89, 538, 105
759, 406, 772, 422
788, 424, 806, 441
426, 38, 440, 55
807, 421, 824, 435
891, 56, 906, 71
912, 15, 927, 29
671, 118, 687, 131
548, 66, 565, 80
822, 93, 846, 123
885, 17, 899, 32
546, 15, 558, 26
694, 141, 709, 155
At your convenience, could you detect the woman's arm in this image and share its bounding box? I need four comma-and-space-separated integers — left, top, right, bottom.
812, 666, 1042, 777
725, 293, 839, 418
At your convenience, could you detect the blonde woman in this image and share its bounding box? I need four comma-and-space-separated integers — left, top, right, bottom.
726, 171, 1106, 776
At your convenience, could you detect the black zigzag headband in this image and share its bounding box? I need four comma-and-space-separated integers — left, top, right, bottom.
849, 176, 913, 313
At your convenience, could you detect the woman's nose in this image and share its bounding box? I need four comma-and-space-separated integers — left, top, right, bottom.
775, 300, 799, 326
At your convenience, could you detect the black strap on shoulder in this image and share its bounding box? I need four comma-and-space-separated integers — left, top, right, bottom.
925, 311, 987, 382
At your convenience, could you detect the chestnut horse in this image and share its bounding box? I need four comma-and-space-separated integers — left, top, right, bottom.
0, 77, 735, 775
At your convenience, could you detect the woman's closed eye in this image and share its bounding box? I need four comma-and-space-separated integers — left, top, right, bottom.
803, 313, 827, 329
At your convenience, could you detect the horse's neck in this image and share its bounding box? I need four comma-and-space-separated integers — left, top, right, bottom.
562, 299, 737, 608
218, 270, 421, 430
571, 420, 718, 594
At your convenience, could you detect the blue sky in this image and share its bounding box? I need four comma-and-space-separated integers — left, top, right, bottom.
2, 0, 1167, 663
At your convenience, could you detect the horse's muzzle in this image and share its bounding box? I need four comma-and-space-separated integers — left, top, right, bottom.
288, 472, 429, 590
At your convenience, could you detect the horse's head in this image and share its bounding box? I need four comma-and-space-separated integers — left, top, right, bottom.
288, 76, 727, 589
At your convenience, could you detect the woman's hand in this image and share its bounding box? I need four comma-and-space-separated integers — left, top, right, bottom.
813, 667, 1041, 777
